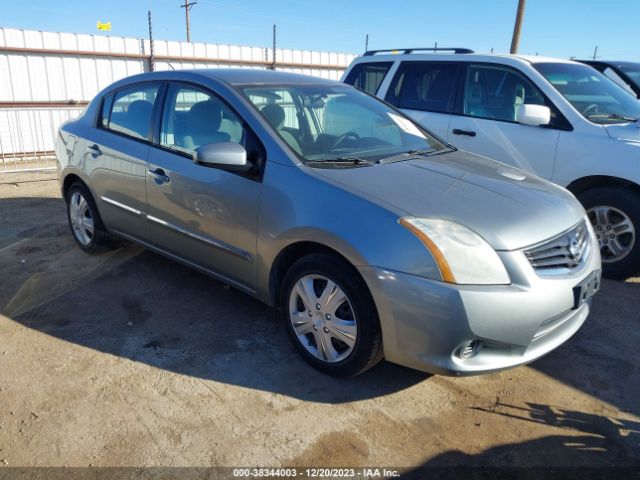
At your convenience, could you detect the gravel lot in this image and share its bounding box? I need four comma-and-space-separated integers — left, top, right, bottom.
0, 171, 638, 475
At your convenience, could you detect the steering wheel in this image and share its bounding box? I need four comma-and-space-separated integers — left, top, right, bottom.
332, 131, 360, 149
583, 104, 599, 117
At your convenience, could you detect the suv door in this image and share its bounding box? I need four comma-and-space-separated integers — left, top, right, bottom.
87, 83, 160, 239
383, 61, 460, 142
146, 82, 264, 291
448, 63, 569, 179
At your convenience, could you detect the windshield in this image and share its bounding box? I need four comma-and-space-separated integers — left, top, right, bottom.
240, 84, 447, 164
534, 62, 640, 124
617, 64, 640, 89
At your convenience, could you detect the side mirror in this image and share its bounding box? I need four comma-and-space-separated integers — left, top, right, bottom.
194, 142, 250, 172
516, 104, 551, 126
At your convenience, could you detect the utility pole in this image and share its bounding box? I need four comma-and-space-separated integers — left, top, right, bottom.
148, 10, 154, 72
271, 24, 277, 70
510, 0, 526, 54
365, 34, 369, 52
180, 0, 197, 42
592, 45, 598, 60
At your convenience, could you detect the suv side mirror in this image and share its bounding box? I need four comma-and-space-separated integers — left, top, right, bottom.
516, 104, 551, 126
194, 142, 251, 172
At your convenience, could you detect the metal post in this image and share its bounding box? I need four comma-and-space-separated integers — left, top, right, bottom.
148, 10, 155, 72
365, 34, 369, 52
272, 24, 277, 70
592, 45, 598, 61
510, 0, 526, 54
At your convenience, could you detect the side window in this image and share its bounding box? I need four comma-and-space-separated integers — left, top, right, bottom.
463, 65, 550, 122
160, 85, 244, 155
344, 62, 393, 95
104, 85, 159, 140
385, 62, 458, 113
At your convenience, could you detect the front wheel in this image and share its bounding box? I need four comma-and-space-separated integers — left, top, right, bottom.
280, 253, 383, 377
579, 186, 640, 280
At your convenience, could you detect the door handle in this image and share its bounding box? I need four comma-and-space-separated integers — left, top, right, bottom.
148, 168, 171, 185
87, 144, 102, 156
452, 128, 477, 137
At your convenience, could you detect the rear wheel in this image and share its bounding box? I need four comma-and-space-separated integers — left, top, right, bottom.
280, 253, 383, 377
579, 186, 640, 280
66, 182, 118, 253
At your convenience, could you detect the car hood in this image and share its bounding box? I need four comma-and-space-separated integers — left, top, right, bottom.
312, 150, 585, 251
605, 122, 640, 143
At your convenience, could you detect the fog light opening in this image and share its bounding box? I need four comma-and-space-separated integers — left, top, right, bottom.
456, 340, 481, 360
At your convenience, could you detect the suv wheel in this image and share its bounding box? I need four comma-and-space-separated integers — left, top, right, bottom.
66, 182, 118, 253
280, 253, 383, 377
579, 186, 640, 280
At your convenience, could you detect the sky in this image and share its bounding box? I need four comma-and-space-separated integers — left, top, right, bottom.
2, 0, 639, 60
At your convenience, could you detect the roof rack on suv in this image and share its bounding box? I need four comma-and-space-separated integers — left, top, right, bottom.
363, 47, 475, 56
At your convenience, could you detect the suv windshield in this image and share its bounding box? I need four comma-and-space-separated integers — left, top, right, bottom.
617, 63, 640, 89
240, 84, 447, 164
534, 62, 640, 124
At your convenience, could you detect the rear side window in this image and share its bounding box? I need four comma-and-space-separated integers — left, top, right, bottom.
102, 84, 159, 140
385, 62, 458, 113
344, 62, 392, 95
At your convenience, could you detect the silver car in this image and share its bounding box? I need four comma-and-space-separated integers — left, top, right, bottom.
56, 69, 601, 377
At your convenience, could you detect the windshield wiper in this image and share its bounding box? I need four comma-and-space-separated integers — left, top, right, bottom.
310, 156, 376, 166
378, 149, 438, 164
587, 113, 638, 122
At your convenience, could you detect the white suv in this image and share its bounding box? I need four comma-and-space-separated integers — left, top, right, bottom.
342, 48, 640, 280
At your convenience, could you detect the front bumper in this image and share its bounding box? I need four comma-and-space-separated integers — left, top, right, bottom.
358, 241, 601, 376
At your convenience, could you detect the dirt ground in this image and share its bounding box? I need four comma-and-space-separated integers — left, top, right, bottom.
0, 171, 638, 475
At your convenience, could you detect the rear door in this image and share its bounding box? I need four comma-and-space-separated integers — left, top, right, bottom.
383, 61, 461, 142
448, 63, 566, 179
145, 82, 264, 291
85, 83, 160, 239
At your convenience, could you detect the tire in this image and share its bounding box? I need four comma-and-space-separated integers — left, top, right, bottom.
578, 186, 640, 280
279, 253, 383, 377
65, 182, 119, 254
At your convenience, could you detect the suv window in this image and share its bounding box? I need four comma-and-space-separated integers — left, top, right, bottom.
385, 62, 458, 113
344, 62, 393, 95
160, 84, 244, 155
104, 85, 159, 140
463, 64, 550, 123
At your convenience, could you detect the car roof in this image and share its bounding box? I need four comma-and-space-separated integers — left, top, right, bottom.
352, 52, 577, 66
122, 68, 340, 86
578, 59, 640, 68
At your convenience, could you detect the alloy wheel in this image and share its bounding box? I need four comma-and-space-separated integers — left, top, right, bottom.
587, 205, 636, 263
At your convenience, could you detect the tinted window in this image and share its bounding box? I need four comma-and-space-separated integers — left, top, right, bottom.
105, 85, 159, 140
463, 64, 550, 122
344, 62, 392, 95
160, 85, 244, 155
385, 62, 458, 113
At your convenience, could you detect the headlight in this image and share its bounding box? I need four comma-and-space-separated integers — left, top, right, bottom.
399, 218, 510, 285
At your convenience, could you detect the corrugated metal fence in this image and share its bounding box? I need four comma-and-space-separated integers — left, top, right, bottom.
0, 27, 356, 171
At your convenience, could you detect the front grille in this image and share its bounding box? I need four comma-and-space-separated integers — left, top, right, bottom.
524, 221, 590, 273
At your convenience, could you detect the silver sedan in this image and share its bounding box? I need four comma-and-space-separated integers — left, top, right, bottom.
56, 69, 601, 376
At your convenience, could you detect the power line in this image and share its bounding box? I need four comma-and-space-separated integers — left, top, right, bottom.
180, 0, 197, 43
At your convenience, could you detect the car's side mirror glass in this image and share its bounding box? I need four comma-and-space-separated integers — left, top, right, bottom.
194, 142, 251, 172
516, 104, 551, 126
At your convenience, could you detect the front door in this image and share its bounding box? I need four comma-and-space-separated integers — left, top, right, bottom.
146, 83, 262, 290
448, 64, 562, 179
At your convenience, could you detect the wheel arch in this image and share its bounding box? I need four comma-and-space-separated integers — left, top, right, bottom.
566, 175, 640, 196
268, 241, 368, 308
